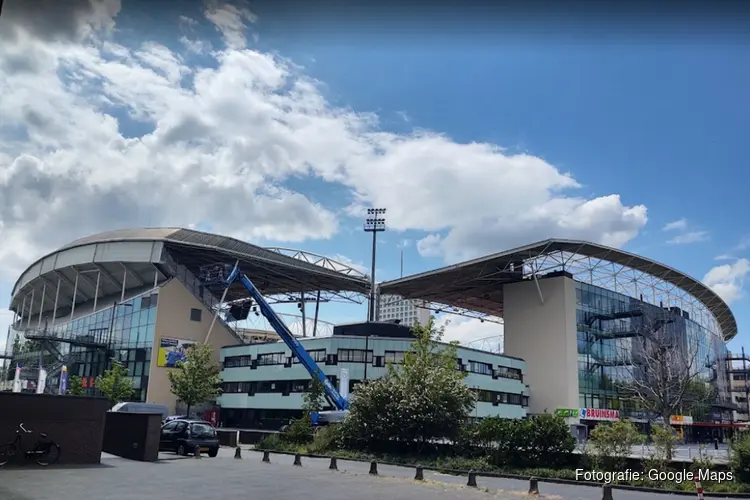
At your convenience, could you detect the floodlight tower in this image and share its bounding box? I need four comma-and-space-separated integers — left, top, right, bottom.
364, 208, 386, 322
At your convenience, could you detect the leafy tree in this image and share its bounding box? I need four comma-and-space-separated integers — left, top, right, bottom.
302, 378, 326, 416
588, 419, 643, 469
67, 375, 85, 396
96, 360, 135, 404
168, 343, 222, 416
342, 318, 475, 449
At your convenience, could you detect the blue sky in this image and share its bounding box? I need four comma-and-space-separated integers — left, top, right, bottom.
0, 0, 748, 349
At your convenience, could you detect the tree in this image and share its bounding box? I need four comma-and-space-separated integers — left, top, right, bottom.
168, 343, 222, 416
588, 419, 643, 469
96, 360, 135, 404
67, 375, 85, 396
615, 313, 711, 421
302, 378, 326, 416
342, 318, 475, 448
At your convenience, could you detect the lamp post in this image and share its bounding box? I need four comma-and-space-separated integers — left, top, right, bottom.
364, 208, 386, 322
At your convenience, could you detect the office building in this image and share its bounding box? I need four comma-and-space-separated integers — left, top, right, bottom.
377, 294, 430, 327
219, 322, 528, 428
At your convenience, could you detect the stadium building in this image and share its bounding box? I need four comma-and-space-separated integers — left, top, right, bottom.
379, 240, 739, 439
2, 230, 740, 438
1, 228, 369, 412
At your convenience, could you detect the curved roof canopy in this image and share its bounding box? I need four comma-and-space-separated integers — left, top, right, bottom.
379, 239, 737, 341
11, 228, 370, 318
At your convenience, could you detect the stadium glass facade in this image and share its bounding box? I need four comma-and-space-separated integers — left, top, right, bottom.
7, 288, 159, 401
575, 281, 730, 420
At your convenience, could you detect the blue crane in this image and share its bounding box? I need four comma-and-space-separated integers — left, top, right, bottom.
199, 262, 349, 412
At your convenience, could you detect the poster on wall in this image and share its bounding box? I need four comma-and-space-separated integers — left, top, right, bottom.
158, 337, 197, 368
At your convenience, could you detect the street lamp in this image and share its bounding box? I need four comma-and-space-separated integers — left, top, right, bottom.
363, 208, 386, 322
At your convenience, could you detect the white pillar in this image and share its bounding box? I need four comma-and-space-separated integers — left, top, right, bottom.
92, 271, 101, 312
121, 269, 127, 302
51, 279, 61, 326
71, 274, 79, 319
27, 290, 34, 327
37, 281, 47, 328
20, 295, 27, 327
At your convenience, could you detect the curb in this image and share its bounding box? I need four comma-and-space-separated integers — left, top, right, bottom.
251, 448, 750, 498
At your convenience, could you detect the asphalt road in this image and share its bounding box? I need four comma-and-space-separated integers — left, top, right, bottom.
0, 447, 737, 500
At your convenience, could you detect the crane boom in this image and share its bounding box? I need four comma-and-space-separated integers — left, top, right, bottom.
200, 263, 349, 411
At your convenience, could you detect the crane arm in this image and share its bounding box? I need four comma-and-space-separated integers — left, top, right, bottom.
218, 264, 348, 411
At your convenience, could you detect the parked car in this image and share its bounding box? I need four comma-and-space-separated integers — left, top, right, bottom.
111, 402, 170, 421
159, 419, 220, 457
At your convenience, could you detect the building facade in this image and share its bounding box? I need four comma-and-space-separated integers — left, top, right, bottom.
219, 330, 529, 429
2, 228, 370, 413
503, 272, 733, 431
377, 294, 430, 327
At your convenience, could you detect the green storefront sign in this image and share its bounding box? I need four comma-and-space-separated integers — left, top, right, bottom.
555, 408, 579, 418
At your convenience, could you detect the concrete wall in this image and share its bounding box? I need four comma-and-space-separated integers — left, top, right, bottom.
503, 275, 579, 415
0, 393, 110, 464
146, 279, 237, 413
102, 412, 161, 461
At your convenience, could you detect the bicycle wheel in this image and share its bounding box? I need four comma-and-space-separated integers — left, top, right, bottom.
34, 441, 60, 466
0, 443, 18, 467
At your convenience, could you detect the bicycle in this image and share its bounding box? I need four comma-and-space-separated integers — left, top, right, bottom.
0, 423, 61, 467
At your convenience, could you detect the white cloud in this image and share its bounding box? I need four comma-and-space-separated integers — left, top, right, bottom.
663, 218, 687, 231
0, 310, 15, 354
204, 0, 257, 49
331, 254, 369, 276
437, 316, 504, 349
0, 1, 650, 282
667, 231, 710, 245
703, 259, 750, 304
661, 219, 709, 246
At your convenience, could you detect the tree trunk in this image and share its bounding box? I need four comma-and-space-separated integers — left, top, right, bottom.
186, 404, 191, 417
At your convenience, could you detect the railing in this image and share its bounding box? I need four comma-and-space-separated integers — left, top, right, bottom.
164, 253, 245, 344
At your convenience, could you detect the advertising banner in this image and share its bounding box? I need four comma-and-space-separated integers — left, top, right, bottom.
158, 337, 197, 368
579, 408, 620, 421
59, 365, 68, 394
12, 365, 21, 393
36, 368, 47, 394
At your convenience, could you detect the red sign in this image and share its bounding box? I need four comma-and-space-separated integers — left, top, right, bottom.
581, 408, 620, 421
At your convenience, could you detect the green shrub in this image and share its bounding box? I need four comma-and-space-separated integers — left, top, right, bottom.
281, 418, 314, 445
588, 419, 642, 469
257, 432, 286, 451
470, 415, 574, 468
731, 432, 750, 484
307, 425, 344, 454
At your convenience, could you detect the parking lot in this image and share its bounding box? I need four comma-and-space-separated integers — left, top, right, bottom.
0, 448, 734, 500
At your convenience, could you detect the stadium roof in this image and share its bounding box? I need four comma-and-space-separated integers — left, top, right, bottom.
11, 228, 370, 317
379, 239, 737, 341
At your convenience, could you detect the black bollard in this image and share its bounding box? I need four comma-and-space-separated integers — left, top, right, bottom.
529, 476, 539, 495
414, 465, 424, 481
262, 450, 270, 463
193, 445, 202, 459
329, 456, 338, 470
602, 484, 614, 500
293, 453, 302, 466
714, 438, 719, 450
467, 470, 477, 487
369, 461, 378, 475
234, 447, 242, 459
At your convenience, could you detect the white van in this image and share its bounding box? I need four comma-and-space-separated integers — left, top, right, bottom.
111, 402, 170, 421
